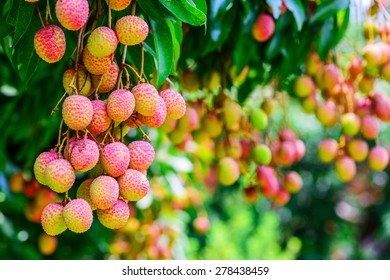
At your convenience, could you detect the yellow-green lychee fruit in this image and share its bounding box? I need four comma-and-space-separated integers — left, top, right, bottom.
107, 89, 135, 122
55, 0, 89, 31
118, 169, 150, 201
252, 144, 272, 165
62, 95, 93, 130
76, 178, 97, 210
203, 112, 223, 138
335, 156, 356, 182
105, 0, 131, 11
62, 65, 92, 96
346, 138, 368, 162
294, 75, 316, 98
63, 199, 93, 233
90, 175, 119, 209
217, 157, 240, 186
87, 100, 112, 135
69, 138, 100, 173
131, 83, 159, 116
34, 25, 66, 63
249, 108, 268, 131
97, 199, 130, 229
91, 61, 119, 94
128, 141, 155, 171
138, 95, 167, 128
87, 26, 118, 57
100, 142, 130, 177
34, 151, 58, 185
159, 89, 186, 120
83, 45, 113, 75
44, 159, 76, 193
115, 15, 149, 46
41, 202, 67, 236
223, 100, 242, 131
340, 112, 361, 136
177, 106, 199, 132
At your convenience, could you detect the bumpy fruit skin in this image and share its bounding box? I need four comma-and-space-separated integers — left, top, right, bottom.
160, 89, 186, 120
335, 156, 356, 182
101, 142, 130, 177
105, 0, 131, 11
83, 46, 114, 75
63, 199, 93, 233
318, 139, 338, 163
252, 144, 272, 165
62, 95, 93, 130
87, 26, 118, 57
118, 169, 150, 201
249, 108, 268, 130
91, 61, 119, 93
44, 159, 76, 193
128, 141, 155, 171
97, 199, 130, 229
340, 113, 361, 136
69, 139, 100, 172
87, 100, 112, 135
346, 139, 369, 162
252, 14, 275, 42
256, 166, 279, 198
294, 75, 316, 98
55, 0, 89, 31
368, 146, 389, 171
34, 151, 58, 185
139, 95, 167, 128
90, 175, 119, 209
76, 178, 97, 210
41, 202, 67, 236
34, 25, 66, 63
62, 66, 92, 96
284, 171, 303, 193
131, 83, 159, 116
361, 114, 379, 139
217, 157, 240, 186
115, 15, 149, 46
107, 89, 135, 122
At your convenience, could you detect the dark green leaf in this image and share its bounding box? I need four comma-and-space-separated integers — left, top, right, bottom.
266, 0, 282, 19
159, 0, 206, 26
265, 32, 284, 60
310, 0, 350, 24
193, 0, 207, 16
137, 0, 165, 21
284, 0, 306, 31
6, 0, 34, 46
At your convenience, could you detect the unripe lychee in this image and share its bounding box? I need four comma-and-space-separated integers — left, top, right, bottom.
76, 178, 97, 210
346, 138, 368, 162
62, 95, 93, 130
55, 0, 89, 31
294, 75, 316, 98
100, 142, 130, 177
90, 175, 119, 209
217, 157, 240, 186
97, 199, 130, 229
87, 100, 112, 135
83, 45, 113, 75
159, 89, 186, 120
318, 139, 338, 163
128, 141, 155, 171
274, 141, 296, 167
340, 113, 361, 136
252, 144, 272, 165
69, 139, 100, 172
368, 146, 389, 171
38, 233, 58, 255
91, 61, 119, 94
315, 100, 338, 128
106, 89, 135, 122
41, 202, 67, 236
87, 26, 118, 57
118, 169, 150, 201
256, 165, 279, 198
300, 93, 317, 114
203, 112, 223, 138
358, 76, 375, 94
139, 95, 167, 128
63, 199, 93, 233
34, 151, 58, 185
335, 156, 356, 182
62, 66, 92, 96
223, 100, 242, 131
131, 83, 159, 116
361, 114, 379, 139
105, 0, 131, 11
44, 159, 75, 193
283, 171, 303, 193
115, 15, 149, 46
177, 106, 199, 132
34, 25, 66, 63
249, 108, 268, 130
252, 14, 275, 42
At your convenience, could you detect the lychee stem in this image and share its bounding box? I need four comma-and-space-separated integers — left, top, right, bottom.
108, 6, 112, 29
101, 122, 114, 145
131, 1, 137, 15
35, 3, 45, 28
116, 45, 128, 89
124, 64, 142, 81
91, 0, 102, 32
56, 119, 64, 148
45, 0, 53, 24
140, 43, 145, 82
130, 116, 152, 142
58, 135, 68, 158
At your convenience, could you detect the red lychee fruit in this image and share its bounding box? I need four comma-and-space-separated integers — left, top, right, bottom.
34, 25, 66, 63
44, 159, 76, 193
100, 142, 130, 177
87, 100, 112, 135
62, 95, 94, 130
106, 89, 135, 122
41, 202, 67, 236
252, 14, 275, 42
159, 89, 186, 120
118, 169, 150, 201
128, 141, 155, 171
90, 175, 120, 209
55, 0, 89, 31
34, 151, 58, 185
97, 199, 130, 229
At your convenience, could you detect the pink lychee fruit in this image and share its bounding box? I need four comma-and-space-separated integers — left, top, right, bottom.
34, 151, 58, 185
62, 95, 93, 130
115, 15, 149, 46
131, 83, 159, 116
41, 202, 67, 236
251, 14, 275, 42
117, 169, 150, 201
106, 89, 135, 122
128, 141, 155, 171
100, 142, 130, 177
83, 45, 114, 75
69, 138, 100, 173
63, 199, 93, 233
44, 159, 76, 193
368, 146, 389, 171
55, 0, 89, 31
138, 95, 167, 128
97, 199, 130, 229
87, 100, 112, 134
159, 89, 186, 120
91, 61, 119, 94
90, 175, 119, 209
34, 25, 66, 63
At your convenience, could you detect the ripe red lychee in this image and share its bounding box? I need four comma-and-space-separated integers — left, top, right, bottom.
368, 146, 389, 171
62, 95, 93, 130
361, 114, 379, 139
34, 25, 66, 63
128, 141, 155, 171
90, 175, 120, 209
131, 83, 159, 116
159, 89, 186, 120
256, 165, 279, 198
193, 216, 210, 235
106, 89, 135, 122
284, 171, 303, 193
34, 151, 58, 185
115, 15, 149, 46
83, 45, 114, 75
91, 61, 119, 94
69, 138, 100, 173
97, 199, 130, 229
100, 142, 130, 177
87, 26, 118, 57
41, 202, 67, 236
55, 0, 89, 31
252, 14, 275, 42
346, 138, 369, 162
63, 199, 93, 233
87, 100, 112, 135
118, 169, 150, 201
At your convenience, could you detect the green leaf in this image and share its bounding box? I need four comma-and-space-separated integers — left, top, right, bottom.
193, 0, 207, 16
265, 32, 284, 60
284, 0, 306, 31
159, 0, 206, 26
6, 0, 34, 46
266, 0, 282, 19
310, 0, 350, 24
137, 0, 165, 21
150, 19, 174, 88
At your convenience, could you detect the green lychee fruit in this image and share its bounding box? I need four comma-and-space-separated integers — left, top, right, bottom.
118, 169, 150, 201
106, 89, 135, 122
217, 157, 240, 186
34, 151, 58, 185
128, 141, 155, 171
44, 159, 76, 193
249, 108, 268, 131
90, 175, 119, 209
55, 0, 89, 31
223, 100, 242, 131
41, 202, 67, 236
34, 25, 66, 63
341, 113, 361, 136
203, 112, 222, 138
294, 75, 316, 98
62, 95, 93, 130
87, 26, 118, 57
252, 144, 272, 165
100, 142, 130, 177
63, 199, 93, 233
115, 15, 149, 46
97, 199, 130, 229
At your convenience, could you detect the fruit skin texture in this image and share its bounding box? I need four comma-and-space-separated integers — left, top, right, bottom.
346, 139, 368, 162
131, 83, 159, 116
128, 141, 155, 171
90, 175, 120, 209
368, 146, 389, 171
44, 159, 76, 193
76, 178, 97, 210
34, 151, 58, 185
160, 89, 186, 120
91, 61, 119, 94
139, 95, 167, 128
252, 14, 275, 42
252, 144, 272, 165
55, 0, 89, 31
284, 171, 303, 193
87, 26, 118, 57
105, 0, 131, 11
249, 108, 268, 130
335, 156, 356, 182
115, 15, 149, 46
118, 169, 150, 201
101, 142, 130, 177
41, 202, 67, 236
107, 89, 135, 122
83, 46, 114, 75
318, 139, 338, 163
63, 199, 93, 233
69, 139, 100, 173
62, 66, 91, 96
97, 199, 130, 229
87, 100, 112, 135
62, 95, 93, 130
217, 157, 240, 186
34, 25, 66, 63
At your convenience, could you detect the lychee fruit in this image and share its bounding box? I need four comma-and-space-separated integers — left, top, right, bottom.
105, 0, 131, 11
256, 165, 279, 198
90, 175, 119, 209
159, 89, 186, 120
62, 95, 93, 130
97, 199, 130, 229
91, 61, 119, 94
62, 65, 92, 96
34, 25, 66, 63
368, 146, 389, 171
217, 157, 240, 186
44, 159, 75, 193
83, 45, 114, 75
138, 95, 167, 128
318, 138, 339, 163
193, 216, 210, 235
346, 138, 369, 162
55, 0, 89, 31
283, 171, 303, 193
34, 151, 58, 185
87, 100, 112, 135
41, 202, 67, 236
106, 89, 135, 122
252, 144, 272, 165
294, 75, 316, 98
38, 233, 58, 255
69, 138, 100, 172
100, 142, 130, 177
252, 14, 275, 42
76, 178, 97, 210
203, 112, 222, 138
131, 83, 159, 116
117, 169, 150, 201
87, 26, 118, 57
361, 114, 379, 139
128, 141, 155, 171
335, 156, 356, 182
63, 199, 93, 233
249, 108, 268, 130
223, 100, 242, 131
340, 113, 361, 136
115, 15, 149, 46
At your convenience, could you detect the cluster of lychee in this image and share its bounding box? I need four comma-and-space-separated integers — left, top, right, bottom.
293, 19, 390, 183
29, 0, 187, 235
